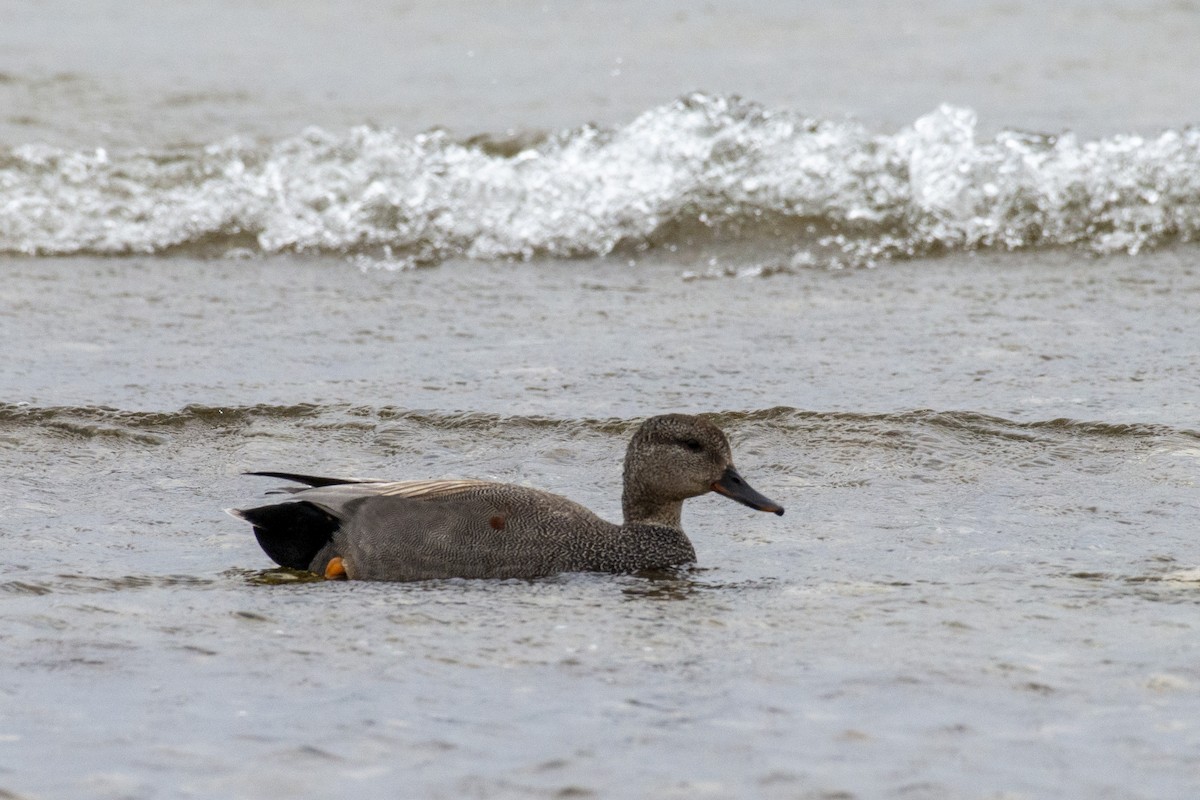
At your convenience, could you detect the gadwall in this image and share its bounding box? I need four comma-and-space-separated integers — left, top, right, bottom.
230, 413, 783, 581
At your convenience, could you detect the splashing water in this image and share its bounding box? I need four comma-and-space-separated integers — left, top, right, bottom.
2, 95, 1198, 266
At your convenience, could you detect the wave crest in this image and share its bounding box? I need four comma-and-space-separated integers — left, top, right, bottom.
3, 95, 1198, 265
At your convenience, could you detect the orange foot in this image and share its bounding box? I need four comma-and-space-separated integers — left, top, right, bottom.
324, 556, 348, 580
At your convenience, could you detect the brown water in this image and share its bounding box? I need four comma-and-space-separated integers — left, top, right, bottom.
3, 2, 1200, 799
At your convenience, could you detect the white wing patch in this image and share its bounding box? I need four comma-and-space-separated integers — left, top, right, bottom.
375, 479, 494, 499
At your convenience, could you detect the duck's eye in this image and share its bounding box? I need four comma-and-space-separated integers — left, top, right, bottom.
680, 437, 703, 453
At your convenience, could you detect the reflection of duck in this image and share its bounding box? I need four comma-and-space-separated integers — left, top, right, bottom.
229, 414, 784, 582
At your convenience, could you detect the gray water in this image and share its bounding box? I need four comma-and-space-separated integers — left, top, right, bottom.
3, 2, 1200, 799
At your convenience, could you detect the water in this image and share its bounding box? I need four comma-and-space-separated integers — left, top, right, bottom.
5, 100, 1200, 265
3, 2, 1200, 798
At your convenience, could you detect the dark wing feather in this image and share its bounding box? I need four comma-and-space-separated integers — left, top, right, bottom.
244, 471, 376, 488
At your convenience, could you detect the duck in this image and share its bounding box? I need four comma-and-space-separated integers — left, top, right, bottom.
229, 413, 783, 581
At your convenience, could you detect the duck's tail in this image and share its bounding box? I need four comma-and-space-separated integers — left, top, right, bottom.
227, 502, 340, 570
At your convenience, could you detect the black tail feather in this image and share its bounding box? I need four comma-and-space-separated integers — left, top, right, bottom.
234, 501, 339, 570
244, 471, 366, 488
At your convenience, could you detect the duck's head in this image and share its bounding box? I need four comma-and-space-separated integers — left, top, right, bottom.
622, 414, 784, 526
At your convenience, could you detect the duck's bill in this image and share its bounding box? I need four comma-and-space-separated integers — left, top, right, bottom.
711, 466, 785, 516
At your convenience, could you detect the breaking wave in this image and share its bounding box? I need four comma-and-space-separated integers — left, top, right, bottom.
3, 402, 1196, 444
2, 94, 1199, 267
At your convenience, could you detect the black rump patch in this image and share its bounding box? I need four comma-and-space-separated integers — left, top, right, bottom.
236, 501, 339, 570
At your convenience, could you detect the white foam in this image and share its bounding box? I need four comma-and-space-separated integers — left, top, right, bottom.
2, 95, 1198, 265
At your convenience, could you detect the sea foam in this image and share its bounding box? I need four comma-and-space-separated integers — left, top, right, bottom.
2, 94, 1198, 266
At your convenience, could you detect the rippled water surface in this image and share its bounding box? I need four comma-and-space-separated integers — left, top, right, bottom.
3, 1, 1200, 798
4, 252, 1200, 799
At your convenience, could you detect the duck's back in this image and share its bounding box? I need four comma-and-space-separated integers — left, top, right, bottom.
330, 481, 619, 580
